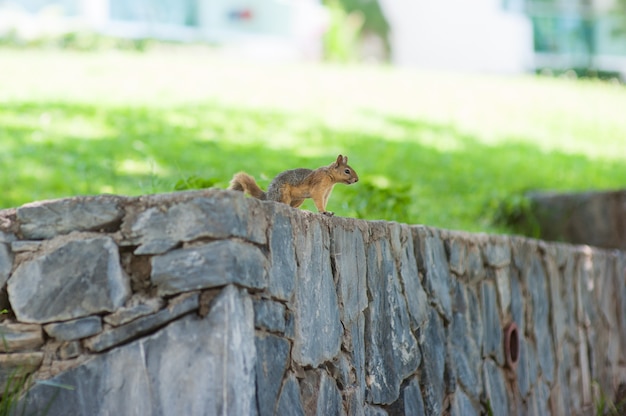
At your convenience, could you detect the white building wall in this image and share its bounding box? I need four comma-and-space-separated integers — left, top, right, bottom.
380, 0, 534, 74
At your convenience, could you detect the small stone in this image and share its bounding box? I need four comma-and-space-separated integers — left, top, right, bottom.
58, 341, 82, 360
17, 196, 124, 239
10, 240, 42, 253
483, 360, 508, 416
416, 232, 452, 320
151, 240, 268, 296
8, 236, 130, 324
528, 253, 555, 383
364, 405, 388, 416
397, 228, 428, 330
300, 370, 346, 416
253, 299, 286, 333
277, 373, 305, 416
467, 244, 486, 282
0, 232, 16, 243
84, 293, 199, 352
0, 243, 13, 288
0, 352, 44, 392
447, 238, 467, 276
104, 298, 164, 327
484, 241, 511, 268
480, 281, 504, 365
44, 316, 103, 341
0, 323, 44, 352
495, 267, 511, 316
255, 333, 290, 416
388, 378, 425, 416
451, 389, 479, 416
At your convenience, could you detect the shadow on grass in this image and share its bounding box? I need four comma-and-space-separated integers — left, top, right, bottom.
2, 101, 625, 234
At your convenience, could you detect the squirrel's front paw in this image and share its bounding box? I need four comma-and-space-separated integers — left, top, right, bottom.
322, 211, 335, 217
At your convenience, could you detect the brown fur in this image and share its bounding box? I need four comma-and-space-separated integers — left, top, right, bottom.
228, 154, 358, 215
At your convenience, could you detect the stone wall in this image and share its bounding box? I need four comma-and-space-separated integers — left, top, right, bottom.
0, 189, 625, 415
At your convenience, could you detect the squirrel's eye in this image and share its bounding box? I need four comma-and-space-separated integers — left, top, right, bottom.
344, 169, 350, 174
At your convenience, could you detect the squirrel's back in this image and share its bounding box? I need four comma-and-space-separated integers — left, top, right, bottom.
267, 168, 313, 201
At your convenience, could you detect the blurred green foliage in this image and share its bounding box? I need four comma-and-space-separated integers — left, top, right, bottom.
1, 49, 626, 234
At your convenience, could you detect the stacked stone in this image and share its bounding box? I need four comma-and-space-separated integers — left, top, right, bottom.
0, 190, 623, 415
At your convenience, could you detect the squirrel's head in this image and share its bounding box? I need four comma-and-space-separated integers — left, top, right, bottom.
331, 154, 359, 185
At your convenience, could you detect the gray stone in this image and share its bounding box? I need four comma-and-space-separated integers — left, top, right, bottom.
331, 225, 367, 325
516, 336, 531, 398
44, 316, 103, 341
349, 313, 366, 401
0, 243, 13, 287
103, 298, 163, 326
484, 241, 511, 268
451, 389, 478, 416
365, 238, 419, 405
17, 196, 124, 239
449, 312, 481, 400
58, 341, 82, 360
446, 238, 467, 276
364, 405, 388, 416
151, 240, 268, 296
292, 221, 342, 368
419, 309, 446, 416
396, 228, 428, 330
7, 236, 130, 324
10, 240, 42, 253
0, 231, 15, 243
480, 281, 504, 365
0, 352, 44, 392
300, 370, 346, 416
23, 285, 256, 416
527, 253, 555, 383
277, 373, 305, 416
415, 232, 452, 320
0, 323, 44, 352
126, 194, 267, 254
494, 267, 511, 316
84, 293, 199, 352
466, 288, 483, 361
253, 299, 286, 333
387, 377, 425, 416
255, 332, 290, 416
268, 208, 297, 301
466, 244, 485, 282
509, 274, 525, 338
483, 360, 508, 416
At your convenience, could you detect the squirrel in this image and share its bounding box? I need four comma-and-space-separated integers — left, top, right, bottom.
229, 154, 358, 216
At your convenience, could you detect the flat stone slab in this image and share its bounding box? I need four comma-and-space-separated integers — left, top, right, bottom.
151, 240, 268, 296
17, 196, 125, 240
44, 316, 103, 341
84, 293, 199, 352
7, 236, 130, 324
0, 323, 44, 352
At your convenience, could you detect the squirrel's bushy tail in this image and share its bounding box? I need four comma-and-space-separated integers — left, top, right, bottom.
229, 172, 267, 200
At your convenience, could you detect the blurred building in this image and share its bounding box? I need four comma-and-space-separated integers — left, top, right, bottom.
0, 0, 328, 60
379, 0, 626, 78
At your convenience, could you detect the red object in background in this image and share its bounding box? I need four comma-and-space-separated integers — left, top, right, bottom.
229, 9, 253, 21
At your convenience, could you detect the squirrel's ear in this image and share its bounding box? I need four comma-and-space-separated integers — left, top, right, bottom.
336, 154, 343, 166
342, 156, 348, 164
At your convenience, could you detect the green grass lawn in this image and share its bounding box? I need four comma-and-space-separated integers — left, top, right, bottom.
1, 48, 625, 234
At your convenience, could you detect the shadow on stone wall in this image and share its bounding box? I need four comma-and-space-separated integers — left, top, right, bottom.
0, 190, 625, 415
